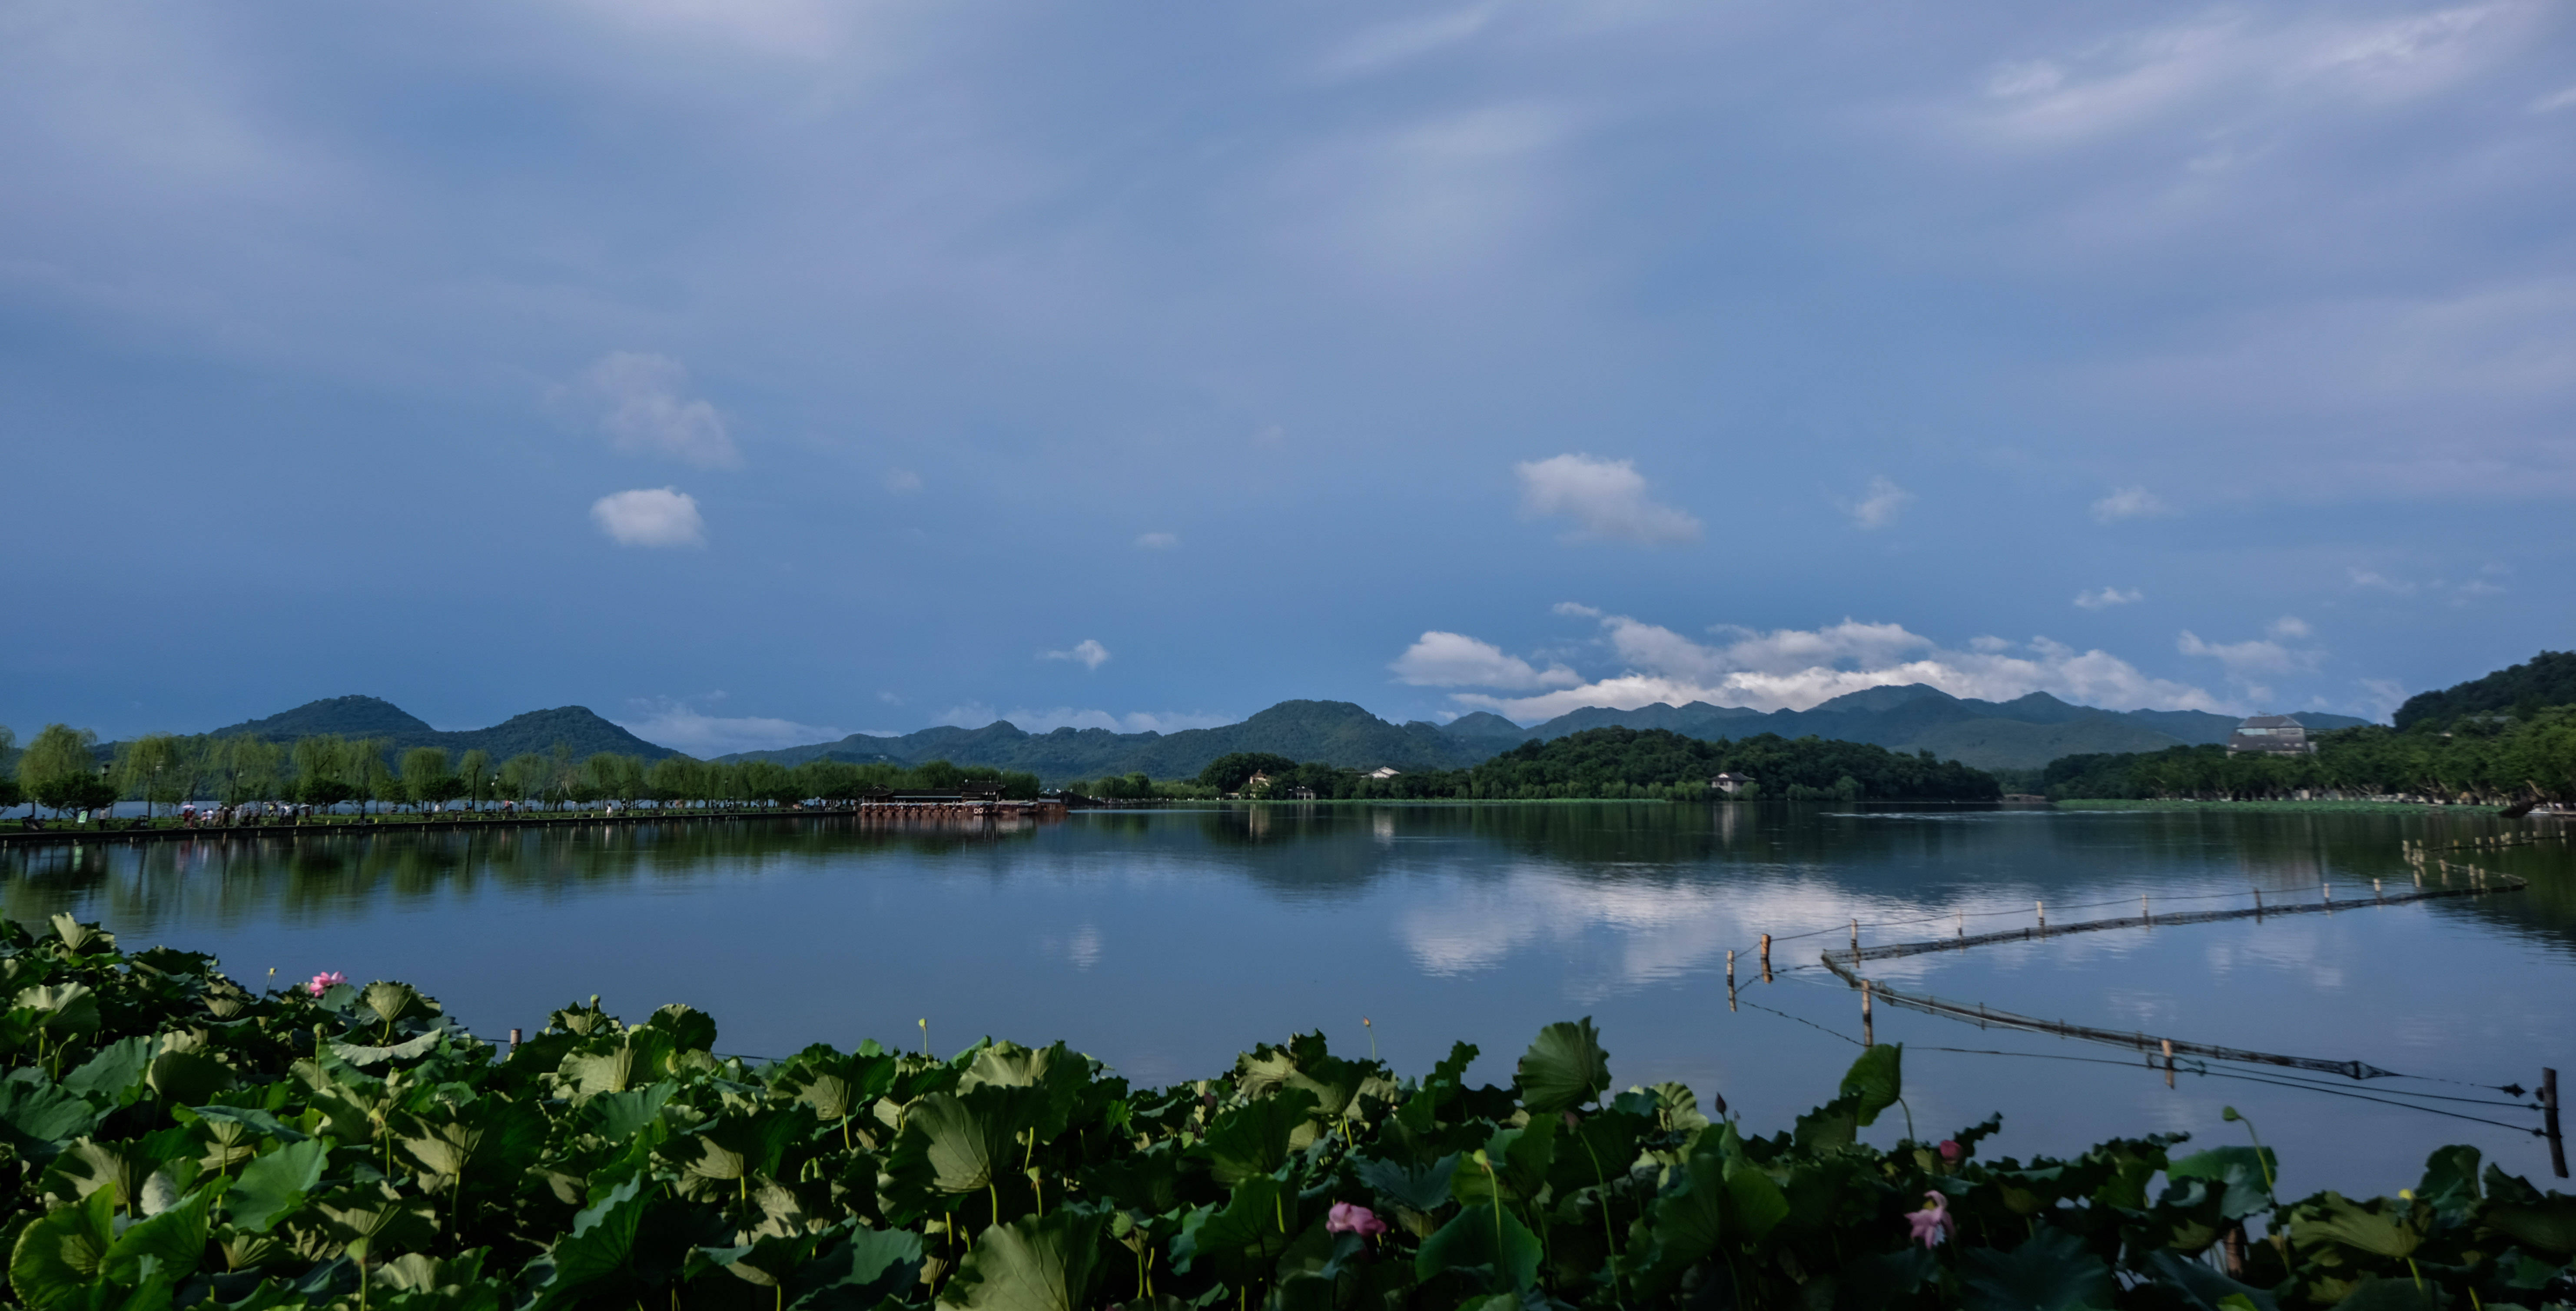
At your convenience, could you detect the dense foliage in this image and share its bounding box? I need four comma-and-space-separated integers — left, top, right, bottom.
1223, 729, 1999, 803
2045, 707, 2576, 803
3, 917, 2570, 1311
0, 727, 1037, 821
2394, 652, 2576, 730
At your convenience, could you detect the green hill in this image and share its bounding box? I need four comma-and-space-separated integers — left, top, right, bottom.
200, 695, 676, 762
2393, 650, 2576, 728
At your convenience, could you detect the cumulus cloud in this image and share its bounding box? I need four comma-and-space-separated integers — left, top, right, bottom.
2347, 566, 2508, 603
590, 487, 707, 547
1552, 601, 1601, 618
615, 696, 840, 756
1417, 610, 2230, 719
1134, 531, 1179, 549
1514, 454, 1701, 545
1041, 639, 1111, 670
933, 704, 1232, 733
1844, 476, 1913, 530
1390, 631, 1580, 691
558, 352, 740, 468
2091, 485, 2172, 523
2177, 617, 2324, 702
2074, 586, 2145, 609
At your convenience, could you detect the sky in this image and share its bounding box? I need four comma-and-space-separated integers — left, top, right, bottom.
3, 0, 2572, 757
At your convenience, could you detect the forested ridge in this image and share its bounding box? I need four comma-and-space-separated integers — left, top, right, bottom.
2044, 707, 2576, 803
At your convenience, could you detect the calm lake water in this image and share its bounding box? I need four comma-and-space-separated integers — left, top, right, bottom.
5, 803, 2569, 1197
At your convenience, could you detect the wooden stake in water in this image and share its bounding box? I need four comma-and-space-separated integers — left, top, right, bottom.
1850, 919, 1859, 956
1759, 933, 1773, 983
1726, 951, 1737, 1013
1861, 979, 1874, 1047
2162, 1038, 2175, 1089
2374, 879, 2383, 903
2253, 888, 2262, 920
2546, 1068, 2567, 1180
2036, 899, 2046, 933
2323, 881, 2332, 910
2142, 895, 2151, 927
508, 1028, 521, 1052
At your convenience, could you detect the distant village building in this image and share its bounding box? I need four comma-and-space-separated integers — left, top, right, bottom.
1711, 772, 1753, 795
2227, 715, 2317, 756
1245, 772, 1275, 791
1365, 767, 1401, 780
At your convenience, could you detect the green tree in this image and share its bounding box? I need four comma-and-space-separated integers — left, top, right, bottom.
498, 753, 549, 807
118, 733, 199, 820
20, 724, 103, 817
457, 749, 493, 808
1196, 752, 1298, 793
402, 747, 465, 813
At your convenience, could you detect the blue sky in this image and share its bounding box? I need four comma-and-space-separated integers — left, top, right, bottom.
3, 0, 2571, 755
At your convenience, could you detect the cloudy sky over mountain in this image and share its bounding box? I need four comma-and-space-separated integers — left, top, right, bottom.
4, 0, 2569, 747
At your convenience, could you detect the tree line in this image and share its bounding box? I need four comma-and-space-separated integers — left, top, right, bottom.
0, 724, 1039, 819
2044, 703, 2576, 803
1178, 727, 2001, 802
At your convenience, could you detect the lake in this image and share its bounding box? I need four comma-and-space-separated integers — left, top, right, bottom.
4, 802, 2568, 1198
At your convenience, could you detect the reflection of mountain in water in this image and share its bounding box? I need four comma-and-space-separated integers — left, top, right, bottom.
2, 804, 2568, 955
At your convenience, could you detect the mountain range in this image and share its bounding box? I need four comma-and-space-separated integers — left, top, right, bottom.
200, 696, 676, 763
721, 686, 2367, 777
145, 687, 2369, 780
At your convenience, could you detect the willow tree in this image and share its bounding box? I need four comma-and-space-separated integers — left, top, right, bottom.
20, 724, 111, 816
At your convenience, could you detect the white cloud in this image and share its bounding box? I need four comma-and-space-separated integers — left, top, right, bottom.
2074, 586, 2145, 610
1514, 453, 1701, 545
615, 697, 840, 756
557, 352, 740, 468
1844, 475, 1913, 530
1418, 612, 2230, 719
1390, 631, 1580, 691
2178, 617, 2324, 702
1552, 601, 1602, 618
2347, 567, 2508, 603
1134, 531, 1178, 549
1318, 4, 1495, 79
883, 469, 923, 494
2091, 485, 2173, 523
933, 704, 1232, 734
2533, 85, 2576, 112
2354, 678, 2408, 720
1040, 639, 1111, 670
589, 487, 706, 548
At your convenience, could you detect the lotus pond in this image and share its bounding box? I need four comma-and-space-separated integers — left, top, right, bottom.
2, 803, 2569, 1199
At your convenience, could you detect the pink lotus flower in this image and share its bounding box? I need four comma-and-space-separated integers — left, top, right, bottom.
1905, 1192, 1955, 1249
1326, 1202, 1387, 1238
1938, 1139, 1962, 1164
307, 971, 347, 997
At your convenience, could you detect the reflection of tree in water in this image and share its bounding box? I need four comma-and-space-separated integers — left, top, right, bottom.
0, 819, 1049, 933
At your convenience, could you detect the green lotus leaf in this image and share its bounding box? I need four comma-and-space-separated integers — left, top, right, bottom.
104, 1190, 210, 1286
14, 984, 101, 1040
1414, 1202, 1540, 1292
2168, 1148, 2277, 1221
2331, 1278, 2443, 1311
186, 1106, 308, 1146
1838, 1044, 1902, 1128
2483, 1195, 2576, 1258
147, 1049, 237, 1106
225, 1138, 327, 1232
41, 1138, 150, 1211
1198, 1086, 1319, 1186
2133, 1249, 2278, 1311
63, 1038, 156, 1108
1723, 1158, 1789, 1244
2411, 1145, 2481, 1224
0, 1077, 103, 1162
1630, 1151, 1725, 1298
945, 1207, 1109, 1311
9, 1186, 116, 1310
330, 1026, 450, 1068
574, 1082, 674, 1145
1834, 1245, 1940, 1310
783, 1225, 921, 1311
2291, 1193, 2424, 1260
1640, 1082, 1712, 1135
1547, 1108, 1648, 1200
639, 1003, 717, 1053
1171, 1176, 1294, 1283
556, 1029, 675, 1102
1454, 1117, 1553, 1207
1513, 1019, 1609, 1117
1354, 1153, 1457, 1214
1075, 1139, 1189, 1217
47, 916, 113, 956
317, 1184, 437, 1261
525, 1174, 650, 1310
371, 1249, 485, 1294
883, 1087, 1044, 1223
1958, 1227, 2116, 1311
360, 982, 423, 1029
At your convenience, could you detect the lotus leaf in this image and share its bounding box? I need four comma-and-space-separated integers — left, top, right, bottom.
1629, 1152, 1725, 1298
1196, 1086, 1320, 1186
1958, 1227, 2115, 1311
8, 1187, 117, 1310
2328, 1279, 2442, 1311
1837, 1044, 1902, 1129
316, 1184, 437, 1262
946, 1207, 1110, 1311
640, 1003, 717, 1053
2169, 1147, 2279, 1221
556, 1029, 675, 1101
14, 983, 101, 1040
1356, 1153, 1459, 1214
1514, 1020, 1610, 1117
147, 1048, 237, 1105
103, 1191, 211, 1287
63, 1037, 157, 1107
2134, 1249, 2279, 1311
576, 1081, 675, 1144
225, 1138, 328, 1232
883, 1089, 1037, 1223
0, 1076, 102, 1161
1415, 1202, 1542, 1293
2483, 1194, 2576, 1258
2291, 1193, 2425, 1261
1832, 1246, 1940, 1310
42, 1138, 152, 1211
2410, 1144, 2481, 1224
1722, 1158, 1789, 1244
1171, 1176, 1296, 1283
47, 915, 113, 955
525, 1174, 651, 1310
